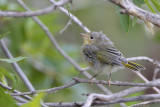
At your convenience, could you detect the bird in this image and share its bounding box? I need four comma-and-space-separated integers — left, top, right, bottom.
80, 31, 145, 83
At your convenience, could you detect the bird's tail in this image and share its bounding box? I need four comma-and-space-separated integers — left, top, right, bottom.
122, 61, 145, 71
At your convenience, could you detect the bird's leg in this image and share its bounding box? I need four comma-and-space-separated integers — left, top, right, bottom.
107, 72, 112, 86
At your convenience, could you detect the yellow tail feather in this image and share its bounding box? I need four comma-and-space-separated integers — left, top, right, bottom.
122, 61, 145, 71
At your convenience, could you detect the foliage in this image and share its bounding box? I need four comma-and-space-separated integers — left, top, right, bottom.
0, 87, 18, 107
0, 67, 18, 91
0, 56, 26, 63
21, 93, 45, 107
117, 0, 160, 33
116, 6, 130, 33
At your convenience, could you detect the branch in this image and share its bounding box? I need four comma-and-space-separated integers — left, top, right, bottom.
82, 78, 160, 107
17, 95, 160, 107
129, 99, 160, 107
108, 0, 160, 27
43, 94, 160, 107
11, 81, 77, 96
13, 96, 29, 103
60, 18, 72, 34
73, 77, 160, 87
0, 0, 71, 17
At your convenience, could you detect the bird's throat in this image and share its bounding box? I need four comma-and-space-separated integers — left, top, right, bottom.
83, 39, 90, 45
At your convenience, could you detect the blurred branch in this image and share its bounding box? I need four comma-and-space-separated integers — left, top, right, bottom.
60, 18, 72, 34
133, 72, 160, 93
107, 0, 160, 27
0, 39, 35, 91
153, 67, 160, 80
13, 96, 29, 103
0, 0, 72, 17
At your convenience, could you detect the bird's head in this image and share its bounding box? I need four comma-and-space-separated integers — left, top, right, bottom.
80, 31, 113, 46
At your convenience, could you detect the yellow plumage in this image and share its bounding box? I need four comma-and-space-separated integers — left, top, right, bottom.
122, 61, 145, 71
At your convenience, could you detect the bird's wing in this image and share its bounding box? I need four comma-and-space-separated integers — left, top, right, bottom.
96, 47, 127, 66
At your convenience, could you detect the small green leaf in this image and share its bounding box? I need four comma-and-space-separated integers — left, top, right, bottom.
0, 56, 26, 63
0, 87, 18, 107
21, 93, 45, 107
66, 4, 71, 18
0, 67, 18, 91
144, 0, 156, 13
151, 0, 160, 12
0, 73, 8, 86
132, 17, 138, 27
133, 0, 145, 7
0, 32, 10, 40
116, 6, 130, 33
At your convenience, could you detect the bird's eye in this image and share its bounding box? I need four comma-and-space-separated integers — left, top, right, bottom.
90, 36, 93, 39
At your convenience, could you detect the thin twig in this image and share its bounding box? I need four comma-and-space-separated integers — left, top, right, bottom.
60, 18, 72, 34
0, 0, 72, 17
50, 0, 90, 33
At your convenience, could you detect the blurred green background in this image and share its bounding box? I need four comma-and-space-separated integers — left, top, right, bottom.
0, 0, 160, 106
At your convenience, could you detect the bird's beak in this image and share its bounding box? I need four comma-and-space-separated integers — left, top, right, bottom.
80, 33, 85, 37
80, 33, 90, 44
